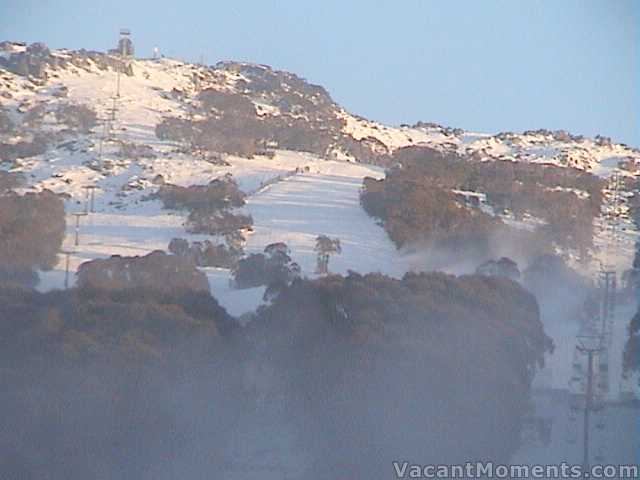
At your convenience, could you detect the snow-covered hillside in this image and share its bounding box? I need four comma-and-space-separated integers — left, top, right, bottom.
2, 42, 639, 173
1, 41, 638, 304
0, 43, 420, 316
1, 41, 639, 476
37, 156, 411, 316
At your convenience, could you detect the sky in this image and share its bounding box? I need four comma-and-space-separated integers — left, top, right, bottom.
1, 0, 638, 146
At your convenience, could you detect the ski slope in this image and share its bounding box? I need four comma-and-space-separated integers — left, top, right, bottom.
240, 162, 409, 277
38, 155, 411, 317
8, 53, 411, 317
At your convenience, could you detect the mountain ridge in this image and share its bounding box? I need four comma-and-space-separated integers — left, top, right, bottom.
1, 40, 638, 174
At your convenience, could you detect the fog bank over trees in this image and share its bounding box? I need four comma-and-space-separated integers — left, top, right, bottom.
0, 264, 552, 478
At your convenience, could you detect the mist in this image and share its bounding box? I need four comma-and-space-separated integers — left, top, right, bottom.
0, 269, 553, 479
1, 6, 639, 477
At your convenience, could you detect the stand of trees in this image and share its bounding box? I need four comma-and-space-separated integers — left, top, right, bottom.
624, 308, 640, 379
77, 250, 210, 292
246, 271, 553, 477
154, 63, 392, 162
0, 100, 98, 165
361, 171, 501, 253
0, 42, 135, 79
476, 257, 521, 280
0, 284, 241, 479
168, 237, 242, 269
0, 257, 555, 477
185, 210, 253, 236
0, 284, 235, 365
156, 174, 246, 212
620, 239, 639, 383
0, 190, 65, 287
54, 103, 98, 133
361, 146, 603, 259
232, 242, 300, 296
314, 235, 341, 275
156, 174, 253, 235
155, 86, 341, 159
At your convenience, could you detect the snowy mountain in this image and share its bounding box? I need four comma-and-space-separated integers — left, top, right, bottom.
0, 41, 638, 313
1, 41, 639, 477
2, 41, 638, 169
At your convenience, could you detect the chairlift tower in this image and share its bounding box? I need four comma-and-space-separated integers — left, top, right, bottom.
60, 249, 75, 289
574, 336, 604, 470
603, 171, 622, 261
566, 169, 634, 460
96, 115, 112, 163
599, 270, 617, 339
595, 169, 622, 399
72, 212, 88, 246
111, 28, 132, 140
83, 185, 98, 213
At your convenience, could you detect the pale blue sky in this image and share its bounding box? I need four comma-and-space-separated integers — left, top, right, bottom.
1, 0, 638, 145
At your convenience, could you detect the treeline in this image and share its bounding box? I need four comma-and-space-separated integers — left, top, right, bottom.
0, 190, 66, 287
0, 263, 552, 478
361, 146, 603, 257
